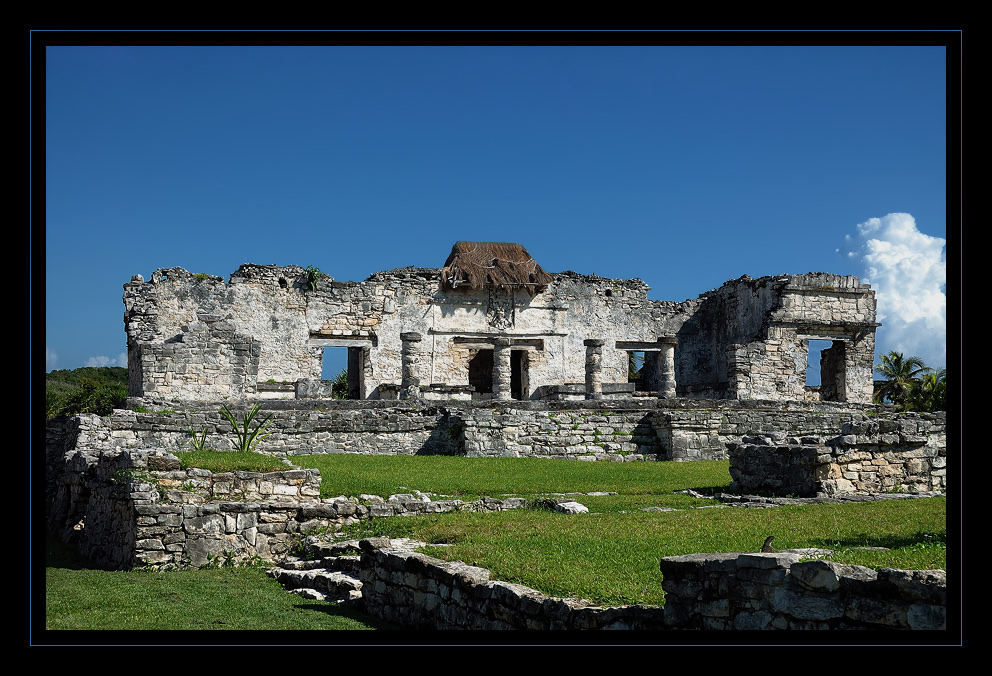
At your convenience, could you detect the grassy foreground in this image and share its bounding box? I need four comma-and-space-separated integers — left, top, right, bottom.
289, 456, 945, 607
45, 454, 946, 628
44, 537, 395, 631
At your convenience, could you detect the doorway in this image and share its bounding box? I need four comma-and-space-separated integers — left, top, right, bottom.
467, 347, 529, 399
511, 349, 528, 400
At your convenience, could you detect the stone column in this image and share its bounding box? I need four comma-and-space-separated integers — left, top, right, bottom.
658, 338, 677, 399
400, 332, 423, 400
492, 337, 512, 401
584, 339, 605, 400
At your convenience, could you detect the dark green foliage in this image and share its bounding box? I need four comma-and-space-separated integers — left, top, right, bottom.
219, 403, 274, 453
330, 367, 349, 400
304, 265, 325, 292
873, 352, 946, 412
46, 367, 128, 418
903, 369, 947, 412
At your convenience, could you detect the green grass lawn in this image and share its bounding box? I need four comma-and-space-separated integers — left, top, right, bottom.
44, 536, 396, 631
45, 454, 947, 628
290, 454, 733, 500
291, 455, 946, 607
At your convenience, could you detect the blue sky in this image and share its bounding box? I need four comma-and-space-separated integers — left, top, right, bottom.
41, 40, 951, 382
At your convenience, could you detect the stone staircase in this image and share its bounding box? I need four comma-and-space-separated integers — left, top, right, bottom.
268, 537, 429, 607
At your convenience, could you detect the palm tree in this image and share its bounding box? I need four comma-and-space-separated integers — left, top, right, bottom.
904, 368, 947, 412
873, 351, 932, 408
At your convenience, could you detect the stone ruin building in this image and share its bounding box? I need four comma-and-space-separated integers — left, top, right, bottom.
122, 241, 879, 405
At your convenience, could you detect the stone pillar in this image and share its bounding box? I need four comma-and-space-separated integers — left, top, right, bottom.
400, 332, 423, 400
658, 339, 677, 399
492, 337, 512, 401
584, 339, 606, 400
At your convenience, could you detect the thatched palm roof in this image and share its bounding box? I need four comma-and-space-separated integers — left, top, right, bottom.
441, 242, 554, 295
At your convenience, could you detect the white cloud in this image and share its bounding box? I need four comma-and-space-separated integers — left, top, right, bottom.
85, 352, 128, 368
839, 213, 946, 368
46, 347, 58, 371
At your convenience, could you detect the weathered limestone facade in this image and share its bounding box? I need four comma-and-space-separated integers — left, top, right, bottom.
122, 244, 877, 405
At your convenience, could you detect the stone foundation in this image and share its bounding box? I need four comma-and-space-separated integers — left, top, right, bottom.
49, 398, 924, 466
728, 412, 946, 496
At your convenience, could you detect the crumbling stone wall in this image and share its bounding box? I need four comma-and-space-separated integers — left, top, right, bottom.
728, 412, 946, 496
46, 448, 525, 570
130, 314, 262, 400
350, 539, 945, 630
657, 551, 945, 630
678, 273, 877, 403
123, 250, 876, 405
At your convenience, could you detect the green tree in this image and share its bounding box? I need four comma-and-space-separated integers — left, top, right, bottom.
873, 351, 932, 409
46, 367, 129, 418
330, 368, 349, 400
903, 368, 947, 412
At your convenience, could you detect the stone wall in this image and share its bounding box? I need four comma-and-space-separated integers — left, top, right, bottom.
347, 539, 946, 630
728, 412, 946, 496
46, 448, 526, 570
48, 399, 918, 467
131, 314, 263, 400
69, 405, 464, 457
657, 550, 945, 630
460, 408, 663, 459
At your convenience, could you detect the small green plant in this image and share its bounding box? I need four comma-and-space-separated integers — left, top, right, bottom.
304, 266, 325, 292
219, 403, 274, 453
185, 426, 209, 452
193, 272, 209, 281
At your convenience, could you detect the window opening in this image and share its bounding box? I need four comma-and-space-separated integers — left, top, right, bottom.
468, 349, 494, 395
321, 346, 363, 399
805, 340, 832, 387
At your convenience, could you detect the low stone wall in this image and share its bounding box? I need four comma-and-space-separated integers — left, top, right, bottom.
658, 551, 945, 630
49, 398, 903, 465
461, 408, 663, 459
69, 405, 464, 457
350, 539, 945, 630
47, 447, 328, 569
356, 538, 667, 630
728, 413, 946, 496
46, 448, 525, 570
